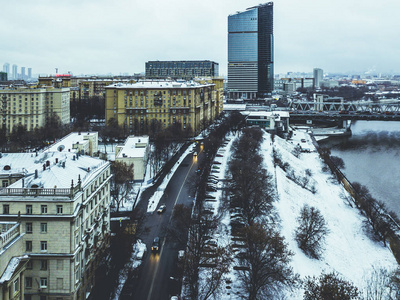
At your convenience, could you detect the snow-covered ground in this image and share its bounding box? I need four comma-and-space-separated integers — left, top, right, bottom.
270, 131, 396, 298
200, 130, 397, 299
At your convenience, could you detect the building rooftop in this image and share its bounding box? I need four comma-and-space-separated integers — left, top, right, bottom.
0, 152, 108, 190
116, 136, 149, 159
106, 80, 214, 89
45, 132, 97, 154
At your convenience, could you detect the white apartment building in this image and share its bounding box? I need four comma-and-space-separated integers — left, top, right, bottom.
0, 87, 70, 134
115, 135, 149, 181
0, 151, 112, 300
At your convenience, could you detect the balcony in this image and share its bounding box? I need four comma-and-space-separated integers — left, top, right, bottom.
0, 222, 20, 249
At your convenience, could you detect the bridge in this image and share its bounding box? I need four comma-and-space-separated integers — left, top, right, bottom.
288, 99, 400, 121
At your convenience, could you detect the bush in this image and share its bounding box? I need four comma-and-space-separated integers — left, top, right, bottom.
295, 205, 329, 259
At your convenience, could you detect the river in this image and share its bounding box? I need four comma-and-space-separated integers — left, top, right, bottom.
318, 120, 400, 217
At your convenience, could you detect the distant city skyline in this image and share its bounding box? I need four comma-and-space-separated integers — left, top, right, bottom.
1, 0, 400, 76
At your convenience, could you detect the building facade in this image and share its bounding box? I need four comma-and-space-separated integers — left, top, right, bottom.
0, 72, 7, 82
12, 65, 18, 80
228, 2, 274, 100
0, 152, 112, 300
105, 79, 223, 136
145, 61, 219, 80
79, 80, 114, 100
313, 68, 323, 88
0, 87, 70, 134
2, 63, 10, 76
115, 135, 149, 182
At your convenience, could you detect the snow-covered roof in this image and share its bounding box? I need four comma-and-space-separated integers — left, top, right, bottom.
106, 80, 213, 89
45, 132, 97, 153
116, 136, 149, 159
245, 111, 290, 119
0, 256, 28, 284
1, 152, 108, 190
223, 104, 247, 111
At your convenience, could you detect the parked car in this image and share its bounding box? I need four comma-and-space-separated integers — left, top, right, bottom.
151, 237, 160, 252
178, 250, 185, 261
157, 204, 166, 214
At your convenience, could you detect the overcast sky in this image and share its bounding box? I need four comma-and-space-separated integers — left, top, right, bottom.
1, 0, 399, 76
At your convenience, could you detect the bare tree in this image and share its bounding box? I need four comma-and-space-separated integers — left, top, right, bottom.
110, 161, 134, 212
304, 272, 359, 300
292, 144, 302, 158
237, 223, 296, 300
295, 205, 329, 259
198, 246, 233, 300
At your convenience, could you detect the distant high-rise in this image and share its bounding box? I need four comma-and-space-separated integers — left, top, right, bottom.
313, 68, 323, 88
228, 2, 274, 100
21, 67, 26, 79
3, 63, 10, 75
28, 67, 32, 79
12, 64, 17, 80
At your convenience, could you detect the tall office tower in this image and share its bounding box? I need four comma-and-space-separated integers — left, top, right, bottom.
313, 68, 323, 88
21, 66, 26, 80
28, 67, 32, 79
3, 62, 10, 75
228, 2, 274, 100
12, 64, 17, 80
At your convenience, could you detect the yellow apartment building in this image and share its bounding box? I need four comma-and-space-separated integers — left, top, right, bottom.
0, 87, 70, 134
105, 79, 223, 136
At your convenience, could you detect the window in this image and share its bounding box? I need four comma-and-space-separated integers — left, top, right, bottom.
57, 205, 63, 214
41, 205, 47, 214
3, 204, 9, 214
40, 277, 47, 288
41, 223, 47, 233
14, 278, 19, 293
26, 222, 33, 234
26, 241, 32, 251
1, 179, 7, 187
26, 205, 32, 215
40, 260, 47, 270
25, 277, 32, 288
40, 297, 46, 300
41, 241, 47, 252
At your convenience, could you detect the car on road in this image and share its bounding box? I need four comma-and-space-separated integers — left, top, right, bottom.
178, 250, 185, 261
193, 151, 198, 157
151, 237, 160, 252
157, 204, 166, 214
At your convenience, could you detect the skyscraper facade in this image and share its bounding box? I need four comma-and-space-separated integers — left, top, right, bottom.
313, 68, 323, 88
21, 66, 26, 79
228, 2, 274, 100
3, 63, 10, 75
12, 64, 17, 80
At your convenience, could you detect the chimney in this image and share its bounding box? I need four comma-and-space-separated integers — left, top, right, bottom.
46, 160, 50, 167
55, 158, 59, 164
43, 164, 46, 171
35, 169, 38, 178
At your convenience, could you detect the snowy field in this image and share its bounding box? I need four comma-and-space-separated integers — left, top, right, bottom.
200, 130, 397, 299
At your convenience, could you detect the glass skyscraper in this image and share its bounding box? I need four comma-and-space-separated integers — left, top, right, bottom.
228, 2, 273, 100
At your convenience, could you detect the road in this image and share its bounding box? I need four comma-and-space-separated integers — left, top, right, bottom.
121, 145, 204, 300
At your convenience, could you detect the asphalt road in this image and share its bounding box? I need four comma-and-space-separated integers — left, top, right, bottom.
121, 145, 204, 300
